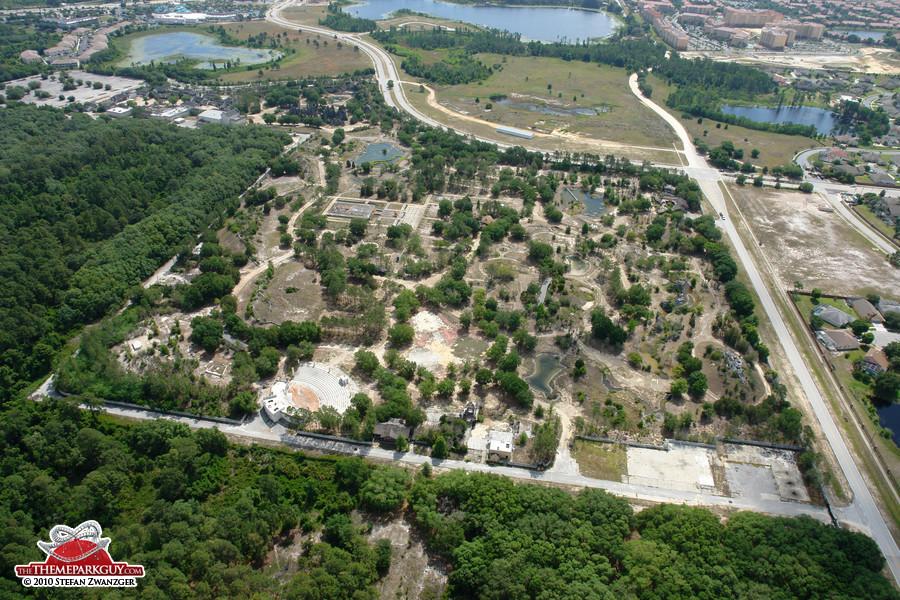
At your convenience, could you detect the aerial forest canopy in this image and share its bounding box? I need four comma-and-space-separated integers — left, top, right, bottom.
0, 105, 290, 401
0, 397, 896, 600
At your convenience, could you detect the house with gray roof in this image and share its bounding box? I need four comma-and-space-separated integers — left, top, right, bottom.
869, 171, 896, 186
878, 299, 900, 315
850, 298, 883, 323
816, 329, 860, 352
373, 418, 412, 443
811, 303, 855, 327
860, 151, 886, 165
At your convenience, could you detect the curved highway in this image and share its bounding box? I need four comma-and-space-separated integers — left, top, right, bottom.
266, 2, 900, 582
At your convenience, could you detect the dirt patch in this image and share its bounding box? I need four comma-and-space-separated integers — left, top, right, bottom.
369, 519, 447, 600
728, 184, 900, 298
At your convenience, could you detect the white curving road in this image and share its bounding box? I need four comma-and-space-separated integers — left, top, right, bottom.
265, 5, 900, 581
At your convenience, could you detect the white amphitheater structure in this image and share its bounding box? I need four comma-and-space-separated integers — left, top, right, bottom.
261, 362, 359, 423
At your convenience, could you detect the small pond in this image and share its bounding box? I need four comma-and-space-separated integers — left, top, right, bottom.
567, 256, 589, 276
875, 400, 900, 446
355, 142, 406, 166
121, 32, 281, 69
720, 105, 838, 136
563, 187, 605, 217
452, 336, 490, 360
526, 353, 563, 398
346, 0, 620, 43
832, 30, 887, 41
496, 99, 605, 117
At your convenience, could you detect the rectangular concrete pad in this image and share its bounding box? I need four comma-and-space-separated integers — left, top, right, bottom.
723, 443, 809, 503
626, 444, 717, 494
725, 463, 781, 501
327, 201, 375, 219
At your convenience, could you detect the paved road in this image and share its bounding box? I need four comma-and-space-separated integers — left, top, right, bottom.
630, 79, 900, 581
795, 148, 898, 254
262, 5, 900, 580
91, 399, 831, 521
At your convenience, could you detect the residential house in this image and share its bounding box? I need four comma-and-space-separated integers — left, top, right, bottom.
860, 348, 890, 376
487, 429, 515, 461
833, 164, 864, 177
869, 171, 896, 186
818, 148, 851, 163
878, 299, 900, 316
884, 198, 900, 223
816, 329, 860, 351
834, 134, 859, 147
860, 151, 886, 165
850, 298, 883, 323
373, 418, 411, 443
811, 303, 855, 327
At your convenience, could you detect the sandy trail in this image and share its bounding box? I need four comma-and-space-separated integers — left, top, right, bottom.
409, 81, 658, 153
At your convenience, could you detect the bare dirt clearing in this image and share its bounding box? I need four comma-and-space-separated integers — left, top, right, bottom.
728, 184, 900, 298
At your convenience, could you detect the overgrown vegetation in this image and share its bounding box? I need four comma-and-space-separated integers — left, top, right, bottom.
0, 105, 289, 402
2, 399, 896, 600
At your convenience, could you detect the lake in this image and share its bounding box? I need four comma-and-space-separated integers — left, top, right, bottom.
567, 255, 589, 276
720, 105, 838, 135
832, 30, 887, 41
121, 32, 282, 70
347, 0, 620, 42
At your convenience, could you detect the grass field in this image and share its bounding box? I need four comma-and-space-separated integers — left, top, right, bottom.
854, 204, 898, 241
217, 21, 370, 82
792, 294, 857, 321
572, 440, 627, 481
647, 74, 824, 170
411, 53, 679, 151
282, 5, 331, 27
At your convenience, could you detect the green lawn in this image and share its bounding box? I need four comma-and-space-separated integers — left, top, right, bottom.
572, 440, 627, 481
411, 53, 679, 150
854, 204, 898, 241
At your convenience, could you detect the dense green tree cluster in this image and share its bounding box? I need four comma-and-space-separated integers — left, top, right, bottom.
1, 398, 894, 599
408, 471, 897, 600
0, 399, 401, 599
400, 50, 493, 85
319, 2, 377, 32
0, 19, 58, 82
835, 100, 892, 144
0, 105, 289, 402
